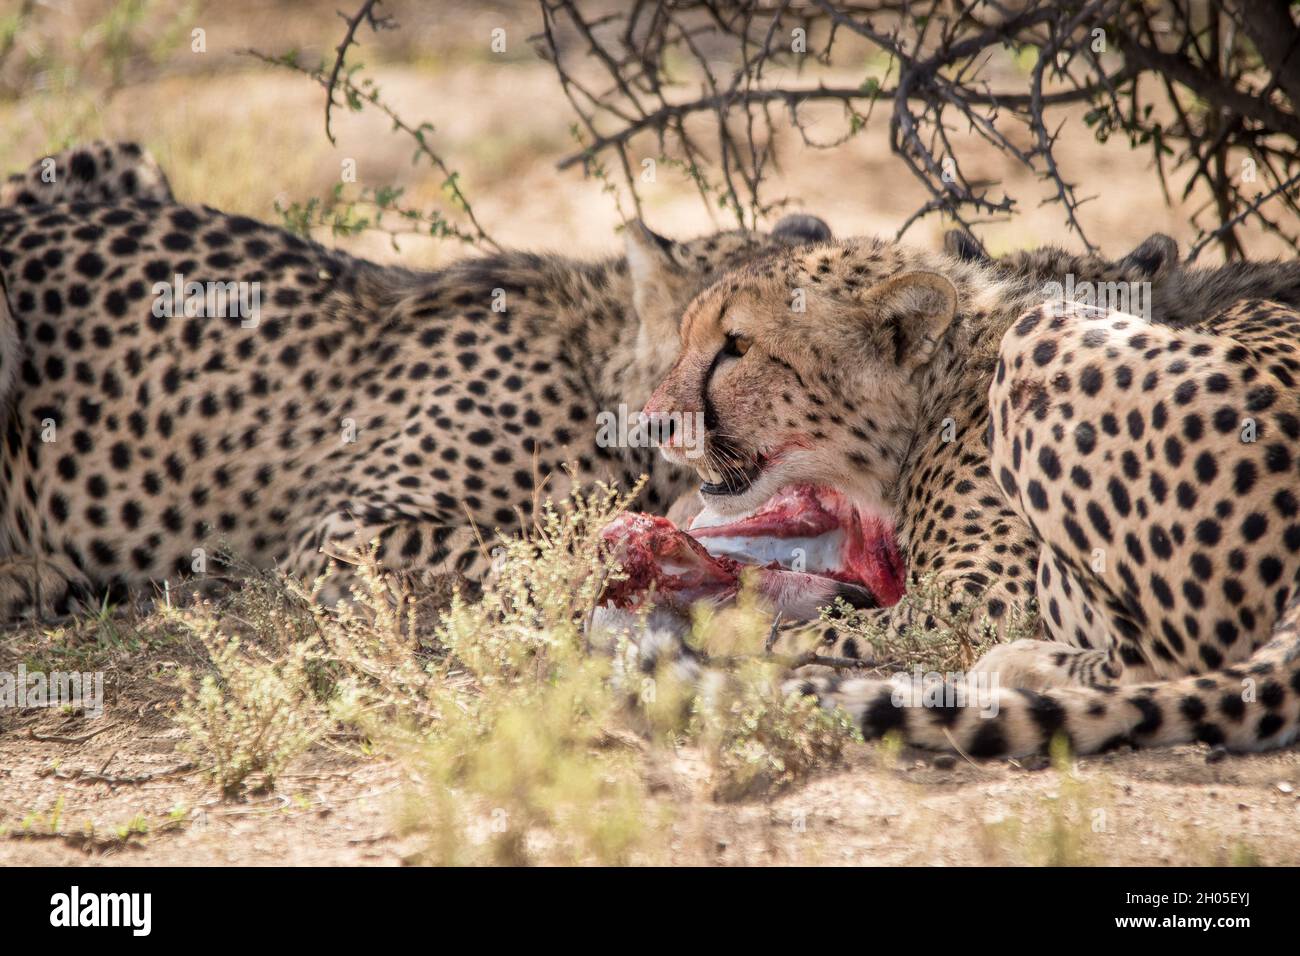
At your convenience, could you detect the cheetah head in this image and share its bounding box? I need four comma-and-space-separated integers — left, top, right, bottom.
622, 214, 832, 380
643, 239, 959, 524
944, 229, 1180, 283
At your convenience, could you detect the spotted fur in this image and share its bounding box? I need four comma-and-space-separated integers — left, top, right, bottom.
0, 196, 829, 617
1, 142, 173, 207
0, 143, 173, 413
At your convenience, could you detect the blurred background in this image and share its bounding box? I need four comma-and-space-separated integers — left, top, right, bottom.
1, 0, 1291, 269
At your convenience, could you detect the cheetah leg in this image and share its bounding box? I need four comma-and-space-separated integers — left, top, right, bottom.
991, 299, 1300, 677
1033, 545, 1115, 650
791, 595, 1300, 758
967, 639, 1120, 691
0, 553, 95, 620
0, 141, 174, 206
768, 614, 878, 666
768, 573, 1050, 678
963, 544, 1132, 692
286, 514, 490, 609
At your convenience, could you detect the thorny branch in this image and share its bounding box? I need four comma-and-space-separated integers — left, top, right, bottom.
244, 32, 500, 250
323, 0, 396, 145
536, 0, 1300, 258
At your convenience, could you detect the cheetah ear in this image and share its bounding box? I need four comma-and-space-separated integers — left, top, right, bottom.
865, 271, 958, 371
1118, 233, 1178, 277
943, 229, 988, 264
625, 220, 682, 281
625, 219, 688, 332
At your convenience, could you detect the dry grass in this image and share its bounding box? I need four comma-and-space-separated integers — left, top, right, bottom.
173, 623, 325, 798
85, 481, 857, 864
813, 572, 1040, 673
5, 552, 1299, 865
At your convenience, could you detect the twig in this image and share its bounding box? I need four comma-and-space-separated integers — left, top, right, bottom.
941, 726, 988, 771
765, 612, 784, 652
538, 0, 1300, 254
785, 651, 873, 670
323, 0, 396, 145
242, 48, 500, 251
29, 725, 115, 745
38, 761, 197, 786
1187, 169, 1300, 262
709, 646, 871, 671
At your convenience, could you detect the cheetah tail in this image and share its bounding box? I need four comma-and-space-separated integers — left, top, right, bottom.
809, 612, 1300, 759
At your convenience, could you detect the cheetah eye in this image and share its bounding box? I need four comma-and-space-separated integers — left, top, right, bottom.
721, 333, 752, 358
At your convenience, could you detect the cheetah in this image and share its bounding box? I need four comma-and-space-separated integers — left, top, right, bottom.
2, 141, 173, 207
0, 144, 175, 413
643, 234, 1300, 756
0, 193, 830, 617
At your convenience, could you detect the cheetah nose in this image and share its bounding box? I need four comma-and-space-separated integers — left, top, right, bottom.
639, 408, 683, 448
640, 391, 664, 419
640, 394, 685, 449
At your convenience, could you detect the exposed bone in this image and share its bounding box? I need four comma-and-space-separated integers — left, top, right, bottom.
599, 484, 904, 620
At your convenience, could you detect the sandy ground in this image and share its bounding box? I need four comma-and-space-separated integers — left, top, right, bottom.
3, 667, 1299, 865
1, 0, 1298, 865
